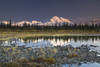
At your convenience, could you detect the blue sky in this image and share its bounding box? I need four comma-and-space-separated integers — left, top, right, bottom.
0, 0, 100, 23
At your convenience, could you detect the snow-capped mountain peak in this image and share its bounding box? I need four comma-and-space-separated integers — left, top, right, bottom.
51, 16, 71, 23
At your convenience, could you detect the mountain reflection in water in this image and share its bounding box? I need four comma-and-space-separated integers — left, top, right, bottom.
0, 36, 100, 50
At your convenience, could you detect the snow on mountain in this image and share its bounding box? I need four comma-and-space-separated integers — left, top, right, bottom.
2, 17, 100, 26
44, 16, 72, 26
18, 21, 31, 25
90, 19, 100, 24
1, 16, 72, 26
0, 21, 9, 25
13, 21, 31, 26
32, 20, 41, 25
50, 16, 71, 23
12, 20, 42, 26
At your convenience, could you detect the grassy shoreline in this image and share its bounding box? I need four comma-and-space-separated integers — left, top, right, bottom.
1, 30, 100, 41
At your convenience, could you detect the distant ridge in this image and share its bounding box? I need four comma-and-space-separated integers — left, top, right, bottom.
0, 16, 72, 26
1, 16, 100, 26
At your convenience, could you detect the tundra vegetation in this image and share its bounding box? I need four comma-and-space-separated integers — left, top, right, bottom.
0, 45, 100, 67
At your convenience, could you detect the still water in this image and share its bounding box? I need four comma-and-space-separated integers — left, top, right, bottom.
0, 35, 100, 67
1, 36, 100, 51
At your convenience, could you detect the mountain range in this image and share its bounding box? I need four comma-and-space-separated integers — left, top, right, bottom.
0, 16, 72, 26
0, 16, 100, 26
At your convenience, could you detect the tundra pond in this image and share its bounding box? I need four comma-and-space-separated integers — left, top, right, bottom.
1, 35, 100, 67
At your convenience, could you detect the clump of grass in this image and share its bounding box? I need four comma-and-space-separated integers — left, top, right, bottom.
67, 53, 78, 58
0, 63, 21, 67
21, 57, 56, 65
45, 57, 56, 65
15, 57, 56, 67
32, 57, 45, 63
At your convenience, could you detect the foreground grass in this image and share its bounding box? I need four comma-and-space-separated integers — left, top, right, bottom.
0, 57, 56, 67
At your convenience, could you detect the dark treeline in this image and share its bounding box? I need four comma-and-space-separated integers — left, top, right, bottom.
0, 20, 100, 31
